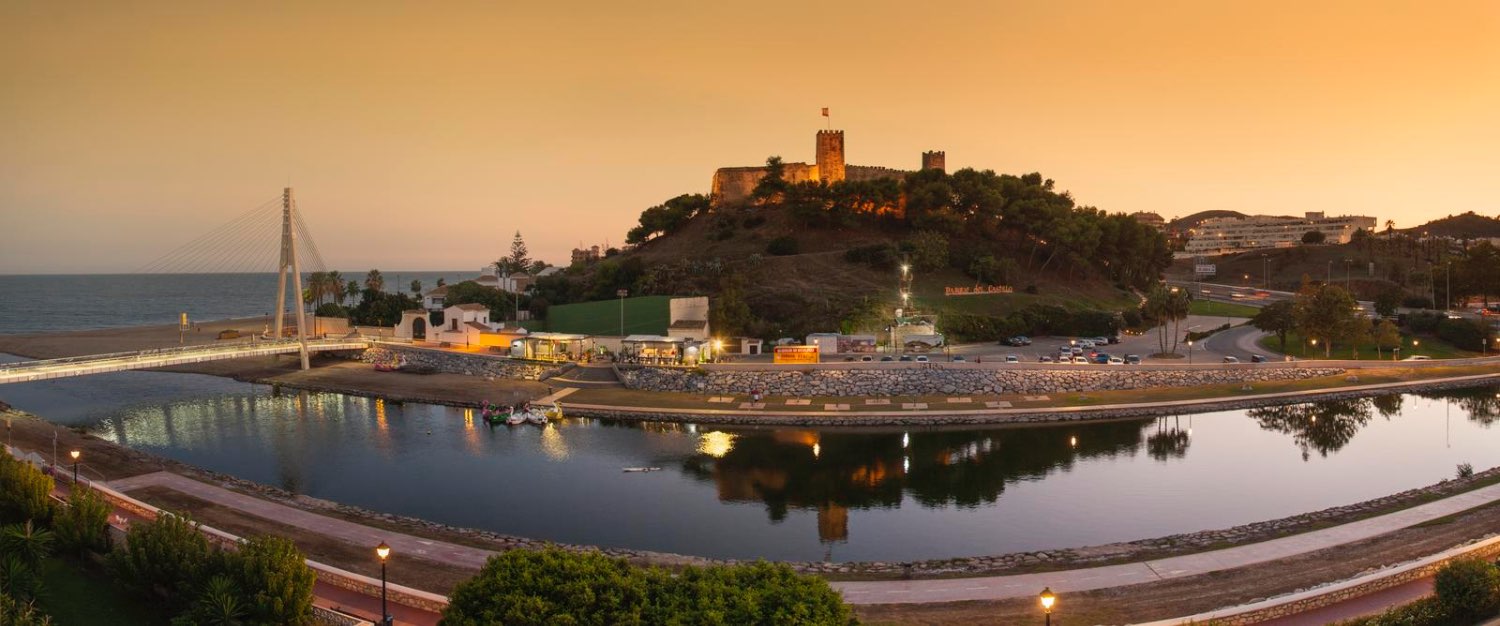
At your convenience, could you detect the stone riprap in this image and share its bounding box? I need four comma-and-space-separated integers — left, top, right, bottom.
617, 364, 1346, 397
358, 345, 568, 381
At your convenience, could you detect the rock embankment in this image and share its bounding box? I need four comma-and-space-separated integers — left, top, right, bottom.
358, 346, 568, 381
618, 365, 1346, 396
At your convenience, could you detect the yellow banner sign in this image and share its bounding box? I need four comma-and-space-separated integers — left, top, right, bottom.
773, 345, 820, 364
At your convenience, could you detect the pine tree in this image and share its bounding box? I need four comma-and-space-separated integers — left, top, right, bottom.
508, 231, 531, 275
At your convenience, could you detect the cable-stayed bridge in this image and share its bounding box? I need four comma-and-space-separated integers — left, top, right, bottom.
1, 188, 358, 384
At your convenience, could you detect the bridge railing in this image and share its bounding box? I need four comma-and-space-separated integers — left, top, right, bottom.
0, 338, 366, 374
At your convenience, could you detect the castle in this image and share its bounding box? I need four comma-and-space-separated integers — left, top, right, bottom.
709, 129, 945, 206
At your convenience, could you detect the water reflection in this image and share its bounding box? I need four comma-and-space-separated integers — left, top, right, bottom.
1249, 399, 1375, 460
1419, 388, 1500, 426
1147, 416, 1192, 460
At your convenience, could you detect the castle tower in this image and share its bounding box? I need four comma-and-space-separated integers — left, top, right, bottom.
922, 150, 946, 173
815, 130, 845, 183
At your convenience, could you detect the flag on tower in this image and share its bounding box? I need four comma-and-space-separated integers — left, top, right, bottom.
821, 107, 829, 117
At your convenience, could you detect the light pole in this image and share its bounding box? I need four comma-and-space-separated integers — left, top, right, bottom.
376, 541, 392, 626
1311, 337, 1319, 359
1262, 253, 1270, 290
616, 289, 628, 339
70, 449, 80, 484
1187, 339, 1194, 364
1039, 587, 1056, 626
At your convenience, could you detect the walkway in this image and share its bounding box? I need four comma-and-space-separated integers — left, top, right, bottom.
108, 471, 495, 570
833, 480, 1500, 604
0, 337, 368, 384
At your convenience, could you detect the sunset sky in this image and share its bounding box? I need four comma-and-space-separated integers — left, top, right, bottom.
3, 1, 1497, 274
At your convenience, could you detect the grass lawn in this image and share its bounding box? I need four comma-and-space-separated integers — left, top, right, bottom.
36, 556, 167, 625
1189, 299, 1260, 318
1257, 330, 1477, 360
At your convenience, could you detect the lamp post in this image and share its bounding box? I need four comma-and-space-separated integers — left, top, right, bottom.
616, 289, 628, 339
1039, 587, 1056, 626
69, 449, 80, 484
1187, 339, 1194, 364
1262, 253, 1270, 290
1311, 337, 1319, 359
375, 541, 392, 626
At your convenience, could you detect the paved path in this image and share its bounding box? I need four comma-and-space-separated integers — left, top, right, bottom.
1259, 576, 1433, 625
109, 471, 497, 570
833, 480, 1500, 604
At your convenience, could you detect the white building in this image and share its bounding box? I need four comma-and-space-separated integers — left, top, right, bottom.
422, 286, 448, 311
1182, 212, 1377, 257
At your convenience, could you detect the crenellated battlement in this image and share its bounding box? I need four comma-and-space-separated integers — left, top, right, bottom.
707, 126, 945, 211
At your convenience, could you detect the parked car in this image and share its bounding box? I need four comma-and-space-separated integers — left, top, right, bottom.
860, 355, 874, 362
1038, 355, 1053, 363
1401, 355, 1432, 361
1092, 336, 1112, 346
1071, 355, 1091, 364
898, 355, 913, 362
951, 355, 966, 362
843, 356, 856, 362
1125, 354, 1141, 364
1079, 340, 1096, 349
1005, 354, 1021, 363
915, 355, 929, 362
1093, 353, 1112, 364
1003, 336, 1032, 346
1222, 356, 1240, 363
880, 356, 894, 361
1250, 354, 1268, 363
1071, 347, 1084, 356
1108, 356, 1124, 365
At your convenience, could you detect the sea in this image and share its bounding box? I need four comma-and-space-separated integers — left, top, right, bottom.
0, 272, 476, 334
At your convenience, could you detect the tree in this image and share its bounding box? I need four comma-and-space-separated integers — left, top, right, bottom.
1372, 285, 1403, 318
497, 231, 531, 276
178, 575, 247, 626
641, 561, 852, 626
0, 591, 54, 625
410, 279, 422, 296
751, 156, 790, 204
440, 548, 650, 626
1293, 283, 1359, 357
224, 536, 314, 626
1141, 285, 1191, 356
436, 277, 447, 288
1434, 557, 1500, 621
344, 280, 359, 306
0, 454, 53, 524
363, 269, 385, 293
53, 486, 111, 556
109, 513, 219, 611
710, 274, 753, 337
0, 522, 53, 570
1373, 319, 1400, 359
906, 231, 950, 271
1251, 300, 1297, 353
1301, 230, 1326, 245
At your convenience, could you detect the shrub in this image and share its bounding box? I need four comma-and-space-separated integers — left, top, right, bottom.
1436, 318, 1488, 351
0, 555, 45, 602
1344, 595, 1447, 625
109, 513, 219, 610
906, 231, 949, 271
765, 236, 799, 256
440, 549, 853, 626
0, 591, 54, 625
173, 575, 245, 626
843, 244, 897, 270
313, 303, 347, 318
1434, 557, 1500, 621
53, 487, 111, 556
1457, 463, 1475, 479
0, 454, 53, 524
441, 548, 649, 626
225, 535, 314, 626
1406, 311, 1442, 333
0, 522, 54, 570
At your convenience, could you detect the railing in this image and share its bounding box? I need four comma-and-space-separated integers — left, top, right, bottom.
0, 338, 369, 377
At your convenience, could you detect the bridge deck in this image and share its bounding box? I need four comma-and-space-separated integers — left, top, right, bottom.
0, 339, 369, 385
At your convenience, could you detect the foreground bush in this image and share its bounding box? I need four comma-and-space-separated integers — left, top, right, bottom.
0, 591, 53, 626
225, 536, 314, 626
53, 487, 111, 556
0, 454, 54, 524
109, 514, 219, 611
1434, 557, 1500, 621
440, 548, 854, 626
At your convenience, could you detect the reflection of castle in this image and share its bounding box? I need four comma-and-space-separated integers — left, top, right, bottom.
709, 129, 946, 206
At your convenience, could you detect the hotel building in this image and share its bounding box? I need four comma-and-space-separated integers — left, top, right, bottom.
1181, 212, 1377, 257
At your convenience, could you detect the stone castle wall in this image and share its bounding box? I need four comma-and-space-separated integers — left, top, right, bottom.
618, 365, 1345, 396
709, 163, 819, 205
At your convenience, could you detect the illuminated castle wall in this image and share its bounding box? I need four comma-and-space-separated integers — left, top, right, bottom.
709, 129, 945, 206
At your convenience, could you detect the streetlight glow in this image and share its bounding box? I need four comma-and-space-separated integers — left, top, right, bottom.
1039, 586, 1057, 613
69, 449, 80, 461
376, 541, 391, 561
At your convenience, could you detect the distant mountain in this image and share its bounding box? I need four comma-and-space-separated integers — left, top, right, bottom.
1403, 212, 1500, 239
1166, 210, 1247, 232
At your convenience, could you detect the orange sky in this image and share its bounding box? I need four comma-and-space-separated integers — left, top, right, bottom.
2, 0, 1497, 273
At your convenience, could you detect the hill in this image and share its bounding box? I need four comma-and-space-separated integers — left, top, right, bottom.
1166, 210, 1248, 232
534, 168, 1171, 342
1403, 212, 1500, 239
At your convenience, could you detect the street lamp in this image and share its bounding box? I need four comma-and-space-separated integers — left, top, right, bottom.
1039, 587, 1057, 626
616, 289, 628, 339
69, 449, 80, 484
376, 541, 392, 626
1187, 340, 1194, 364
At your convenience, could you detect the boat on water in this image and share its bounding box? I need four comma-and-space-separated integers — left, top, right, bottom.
543, 401, 564, 420
622, 467, 663, 473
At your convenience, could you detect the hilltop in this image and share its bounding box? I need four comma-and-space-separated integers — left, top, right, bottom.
534, 168, 1171, 341
1403, 212, 1500, 239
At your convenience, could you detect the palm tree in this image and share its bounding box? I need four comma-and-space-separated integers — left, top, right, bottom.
189, 575, 247, 626
344, 280, 359, 305
364, 269, 385, 293
410, 279, 422, 296
303, 272, 326, 306
324, 270, 345, 305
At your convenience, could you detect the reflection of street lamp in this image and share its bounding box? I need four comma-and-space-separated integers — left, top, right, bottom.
1039, 587, 1056, 626
376, 541, 392, 626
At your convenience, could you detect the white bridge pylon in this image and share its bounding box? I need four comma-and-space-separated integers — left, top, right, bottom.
273, 187, 311, 370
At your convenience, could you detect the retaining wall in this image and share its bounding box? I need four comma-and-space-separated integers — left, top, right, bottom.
618, 363, 1347, 396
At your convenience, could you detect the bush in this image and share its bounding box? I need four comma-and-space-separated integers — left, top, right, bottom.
906, 231, 949, 271
1457, 463, 1475, 479
0, 454, 53, 525
1434, 557, 1500, 621
1345, 595, 1448, 625
1437, 318, 1488, 351
313, 303, 347, 318
224, 535, 314, 625
0, 591, 54, 625
52, 487, 111, 556
843, 244, 898, 271
765, 236, 799, 256
441, 548, 649, 626
109, 513, 219, 611
1406, 311, 1442, 334
440, 549, 853, 626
